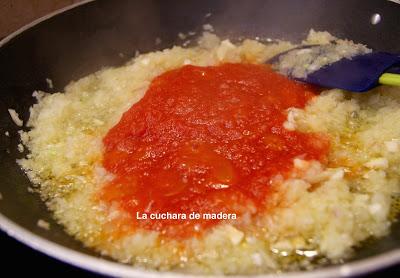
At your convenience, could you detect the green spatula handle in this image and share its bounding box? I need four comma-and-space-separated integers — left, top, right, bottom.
379, 73, 400, 86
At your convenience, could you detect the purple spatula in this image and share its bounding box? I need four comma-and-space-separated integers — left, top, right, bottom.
271, 46, 400, 92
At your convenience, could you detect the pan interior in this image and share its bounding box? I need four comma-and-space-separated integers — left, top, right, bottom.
0, 0, 399, 274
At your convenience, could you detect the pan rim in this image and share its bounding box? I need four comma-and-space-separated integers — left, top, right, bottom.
1, 211, 400, 278
0, 0, 399, 276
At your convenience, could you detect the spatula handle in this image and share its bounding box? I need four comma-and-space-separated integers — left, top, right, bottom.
379, 73, 400, 87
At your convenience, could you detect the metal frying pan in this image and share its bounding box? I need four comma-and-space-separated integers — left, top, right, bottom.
0, 0, 399, 276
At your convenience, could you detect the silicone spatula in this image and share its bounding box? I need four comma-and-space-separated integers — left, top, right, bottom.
271, 47, 400, 92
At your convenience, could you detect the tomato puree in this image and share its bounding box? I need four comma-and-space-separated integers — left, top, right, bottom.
100, 63, 329, 238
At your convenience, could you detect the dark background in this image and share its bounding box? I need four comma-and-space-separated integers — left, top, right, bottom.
0, 0, 83, 38
0, 230, 96, 276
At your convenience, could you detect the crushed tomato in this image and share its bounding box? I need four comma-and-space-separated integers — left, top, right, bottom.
100, 63, 329, 238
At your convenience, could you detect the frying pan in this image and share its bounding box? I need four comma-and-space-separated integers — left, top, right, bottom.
1, 0, 400, 277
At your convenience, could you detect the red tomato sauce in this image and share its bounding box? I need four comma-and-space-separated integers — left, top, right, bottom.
100, 63, 329, 238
